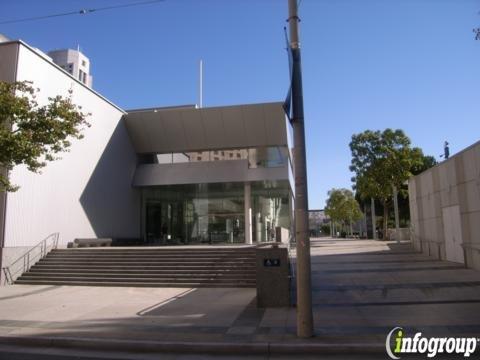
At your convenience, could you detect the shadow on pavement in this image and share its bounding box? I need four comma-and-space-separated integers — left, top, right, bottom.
0, 285, 58, 301
308, 238, 480, 339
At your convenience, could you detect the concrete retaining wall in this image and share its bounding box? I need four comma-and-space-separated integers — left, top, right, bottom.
409, 140, 480, 270
387, 228, 411, 241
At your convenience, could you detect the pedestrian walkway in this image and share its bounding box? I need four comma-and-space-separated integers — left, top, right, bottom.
0, 238, 479, 356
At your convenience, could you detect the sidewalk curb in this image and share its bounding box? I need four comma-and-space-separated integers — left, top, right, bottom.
0, 335, 385, 355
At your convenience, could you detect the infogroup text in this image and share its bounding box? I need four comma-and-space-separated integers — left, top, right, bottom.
386, 327, 479, 359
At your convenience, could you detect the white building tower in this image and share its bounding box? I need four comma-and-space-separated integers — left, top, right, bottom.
47, 48, 93, 88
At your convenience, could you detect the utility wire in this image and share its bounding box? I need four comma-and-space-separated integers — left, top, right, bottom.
0, 0, 165, 25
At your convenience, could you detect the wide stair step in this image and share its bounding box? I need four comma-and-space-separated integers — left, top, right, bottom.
15, 247, 257, 288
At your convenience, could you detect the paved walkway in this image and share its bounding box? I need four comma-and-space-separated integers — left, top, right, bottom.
0, 238, 479, 355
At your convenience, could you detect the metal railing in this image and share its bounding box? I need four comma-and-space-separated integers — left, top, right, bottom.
1, 232, 59, 285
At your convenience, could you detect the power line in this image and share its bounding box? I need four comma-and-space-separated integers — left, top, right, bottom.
0, 0, 165, 25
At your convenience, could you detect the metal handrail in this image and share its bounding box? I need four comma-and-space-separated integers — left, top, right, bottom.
1, 232, 59, 285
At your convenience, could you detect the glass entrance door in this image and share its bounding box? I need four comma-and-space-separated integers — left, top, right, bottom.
145, 201, 162, 244
145, 201, 184, 244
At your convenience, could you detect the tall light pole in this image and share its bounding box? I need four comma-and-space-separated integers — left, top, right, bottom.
287, 0, 314, 338
199, 59, 203, 108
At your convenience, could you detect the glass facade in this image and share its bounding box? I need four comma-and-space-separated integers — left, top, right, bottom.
251, 182, 291, 243
139, 146, 289, 169
142, 181, 291, 245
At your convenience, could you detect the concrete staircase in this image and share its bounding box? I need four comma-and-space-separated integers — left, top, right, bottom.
15, 247, 256, 288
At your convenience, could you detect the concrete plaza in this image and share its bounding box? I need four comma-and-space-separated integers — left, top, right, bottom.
0, 238, 479, 357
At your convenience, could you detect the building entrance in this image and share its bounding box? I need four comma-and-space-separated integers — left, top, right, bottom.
145, 201, 184, 244
142, 181, 291, 246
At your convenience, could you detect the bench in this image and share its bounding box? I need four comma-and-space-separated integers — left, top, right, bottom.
72, 238, 112, 248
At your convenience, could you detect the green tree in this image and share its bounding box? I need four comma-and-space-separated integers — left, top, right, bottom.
325, 188, 363, 237
0, 81, 90, 191
349, 129, 424, 239
411, 154, 437, 175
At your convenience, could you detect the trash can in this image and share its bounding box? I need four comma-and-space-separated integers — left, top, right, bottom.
255, 245, 290, 307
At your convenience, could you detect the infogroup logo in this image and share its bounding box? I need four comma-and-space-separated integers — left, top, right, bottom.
385, 327, 479, 359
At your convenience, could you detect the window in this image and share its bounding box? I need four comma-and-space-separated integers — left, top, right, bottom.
150, 153, 191, 164
172, 153, 189, 163
155, 154, 173, 164
78, 69, 87, 84
143, 182, 246, 244
248, 147, 288, 168
81, 60, 86, 67
139, 147, 287, 167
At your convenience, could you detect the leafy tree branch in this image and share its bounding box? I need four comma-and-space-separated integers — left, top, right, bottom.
0, 81, 90, 191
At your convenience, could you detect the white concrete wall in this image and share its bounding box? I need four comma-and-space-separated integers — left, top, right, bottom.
409, 140, 480, 270
0, 42, 19, 257
3, 42, 140, 250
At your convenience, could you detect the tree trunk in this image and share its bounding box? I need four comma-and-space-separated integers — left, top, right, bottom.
393, 185, 400, 243
371, 198, 377, 240
363, 203, 368, 238
383, 199, 389, 240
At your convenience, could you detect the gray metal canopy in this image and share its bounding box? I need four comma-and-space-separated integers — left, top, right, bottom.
124, 102, 288, 154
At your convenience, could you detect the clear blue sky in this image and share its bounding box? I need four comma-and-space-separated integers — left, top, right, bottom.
2, 0, 480, 209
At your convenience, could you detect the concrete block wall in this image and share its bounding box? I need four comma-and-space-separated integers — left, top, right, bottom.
409, 140, 480, 269
387, 228, 411, 241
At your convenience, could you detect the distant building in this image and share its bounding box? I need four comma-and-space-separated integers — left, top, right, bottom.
0, 33, 10, 43
48, 48, 93, 88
